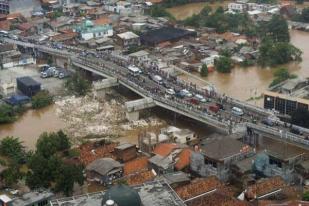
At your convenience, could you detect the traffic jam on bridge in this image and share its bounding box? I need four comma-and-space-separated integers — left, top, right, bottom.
1, 32, 309, 147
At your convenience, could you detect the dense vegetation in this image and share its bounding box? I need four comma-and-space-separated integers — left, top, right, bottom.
293, 7, 309, 23
200, 64, 208, 77
215, 56, 232, 73
149, 5, 174, 18
183, 6, 257, 35
31, 90, 53, 109
0, 131, 84, 196
269, 68, 297, 87
0, 103, 25, 124
65, 73, 91, 96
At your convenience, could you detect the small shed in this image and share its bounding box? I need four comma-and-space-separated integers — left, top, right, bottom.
114, 143, 137, 162
16, 76, 41, 97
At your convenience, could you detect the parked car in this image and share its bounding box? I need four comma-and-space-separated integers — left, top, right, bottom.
209, 105, 219, 113
231, 107, 244, 116
262, 118, 274, 127
195, 94, 206, 103
58, 69, 70, 79
166, 88, 175, 95
188, 98, 199, 105
41, 67, 56, 78
290, 126, 303, 135
180, 89, 192, 97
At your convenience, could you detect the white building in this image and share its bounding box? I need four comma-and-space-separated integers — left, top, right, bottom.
228, 3, 248, 13
105, 1, 132, 15
201, 55, 220, 67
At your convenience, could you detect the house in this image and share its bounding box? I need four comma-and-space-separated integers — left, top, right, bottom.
128, 50, 149, 62
228, 3, 248, 13
162, 171, 190, 188
0, 0, 9, 15
117, 31, 140, 48
201, 55, 220, 67
105, 1, 132, 15
114, 143, 137, 162
74, 19, 113, 40
191, 137, 253, 181
85, 157, 123, 185
0, 194, 12, 206
49, 16, 74, 31
62, 3, 80, 16
17, 23, 36, 36
11, 191, 54, 206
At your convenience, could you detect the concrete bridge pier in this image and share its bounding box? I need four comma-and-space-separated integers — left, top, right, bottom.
125, 97, 156, 121
93, 78, 119, 99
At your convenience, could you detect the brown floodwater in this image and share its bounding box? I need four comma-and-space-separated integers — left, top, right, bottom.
0, 105, 65, 150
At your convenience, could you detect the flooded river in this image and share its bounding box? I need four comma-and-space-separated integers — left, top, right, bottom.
0, 105, 65, 150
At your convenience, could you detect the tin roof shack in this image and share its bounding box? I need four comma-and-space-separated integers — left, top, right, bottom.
191, 138, 253, 181
85, 157, 123, 185
141, 27, 197, 47
12, 191, 54, 206
16, 76, 41, 97
116, 31, 140, 48
162, 171, 190, 188
0, 194, 12, 206
138, 132, 169, 154
114, 143, 137, 162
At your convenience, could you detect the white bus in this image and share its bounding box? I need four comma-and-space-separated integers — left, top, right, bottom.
128, 65, 142, 76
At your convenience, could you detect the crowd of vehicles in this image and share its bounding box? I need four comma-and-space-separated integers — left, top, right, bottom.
38, 64, 70, 79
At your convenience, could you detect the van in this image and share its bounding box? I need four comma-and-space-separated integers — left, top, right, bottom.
231, 107, 244, 116
152, 75, 163, 84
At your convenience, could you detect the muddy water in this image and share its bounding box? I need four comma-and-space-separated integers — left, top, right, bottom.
0, 105, 65, 150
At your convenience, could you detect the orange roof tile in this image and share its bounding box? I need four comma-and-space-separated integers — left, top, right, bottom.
124, 156, 148, 175
186, 191, 250, 206
175, 148, 192, 171
18, 23, 33, 31
153, 143, 178, 157
94, 17, 110, 26
175, 176, 222, 200
0, 20, 10, 31
126, 170, 155, 186
246, 176, 285, 199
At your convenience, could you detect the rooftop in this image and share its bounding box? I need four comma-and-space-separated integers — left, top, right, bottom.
174, 176, 222, 200
126, 170, 156, 186
85, 157, 123, 176
174, 148, 192, 171
162, 171, 190, 186
79, 142, 117, 165
124, 156, 149, 175
153, 143, 179, 157
246, 176, 286, 199
50, 180, 185, 206
115, 143, 135, 151
200, 138, 250, 161
12, 191, 54, 206
117, 31, 139, 40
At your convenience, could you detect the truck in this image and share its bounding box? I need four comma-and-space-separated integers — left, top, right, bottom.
151, 75, 163, 84
16, 76, 41, 97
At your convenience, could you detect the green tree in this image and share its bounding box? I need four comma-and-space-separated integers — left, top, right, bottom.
2, 165, 22, 186
65, 73, 91, 96
54, 164, 84, 196
200, 5, 212, 17
31, 90, 53, 109
266, 15, 290, 42
303, 191, 309, 201
269, 68, 297, 87
0, 136, 25, 163
215, 56, 232, 73
200, 64, 208, 77
149, 5, 171, 18
0, 103, 15, 123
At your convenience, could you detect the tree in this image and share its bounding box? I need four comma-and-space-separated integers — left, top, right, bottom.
301, 8, 309, 22
269, 68, 297, 87
291, 108, 309, 128
296, 0, 304, 4
303, 191, 309, 201
200, 64, 208, 77
149, 5, 171, 18
54, 164, 84, 196
0, 103, 15, 123
36, 131, 71, 158
266, 15, 290, 42
31, 90, 53, 109
65, 73, 91, 96
0, 136, 25, 163
2, 165, 22, 186
215, 56, 232, 73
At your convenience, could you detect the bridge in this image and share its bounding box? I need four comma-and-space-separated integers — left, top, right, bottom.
2, 38, 309, 148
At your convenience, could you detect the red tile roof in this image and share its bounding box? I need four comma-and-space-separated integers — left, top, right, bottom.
126, 170, 155, 186
175, 148, 192, 171
175, 176, 222, 200
0, 20, 10, 31
51, 32, 77, 42
124, 156, 149, 176
94, 17, 110, 26
79, 142, 118, 165
18, 23, 33, 31
260, 200, 309, 206
246, 176, 286, 199
153, 143, 178, 157
186, 191, 250, 206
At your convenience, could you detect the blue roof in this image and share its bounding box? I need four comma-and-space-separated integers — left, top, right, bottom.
5, 95, 31, 105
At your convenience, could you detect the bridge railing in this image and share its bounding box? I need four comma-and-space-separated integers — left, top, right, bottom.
72, 58, 230, 132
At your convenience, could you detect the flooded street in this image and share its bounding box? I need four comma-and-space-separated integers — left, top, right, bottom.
0, 105, 65, 150
9, 0, 41, 17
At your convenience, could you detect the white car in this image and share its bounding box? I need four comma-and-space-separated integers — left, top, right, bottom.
181, 89, 192, 97
195, 94, 206, 103
166, 88, 175, 95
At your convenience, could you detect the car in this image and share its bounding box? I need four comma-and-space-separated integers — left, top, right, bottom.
188, 98, 199, 105
181, 89, 192, 97
290, 126, 303, 135
231, 107, 244, 116
195, 94, 206, 103
166, 88, 175, 95
262, 118, 274, 127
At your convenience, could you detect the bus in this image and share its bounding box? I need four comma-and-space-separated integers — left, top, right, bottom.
128, 65, 142, 76
96, 45, 114, 52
